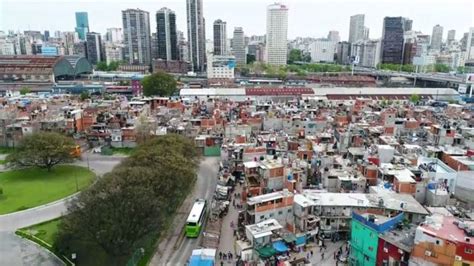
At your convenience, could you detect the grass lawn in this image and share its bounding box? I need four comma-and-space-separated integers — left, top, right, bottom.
0, 165, 95, 214
0, 146, 14, 154
0, 160, 5, 165
22, 218, 62, 244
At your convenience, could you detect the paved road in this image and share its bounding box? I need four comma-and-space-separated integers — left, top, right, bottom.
151, 157, 220, 265
0, 153, 123, 266
0, 231, 64, 266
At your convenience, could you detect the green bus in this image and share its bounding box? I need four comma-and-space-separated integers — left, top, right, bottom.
185, 199, 207, 238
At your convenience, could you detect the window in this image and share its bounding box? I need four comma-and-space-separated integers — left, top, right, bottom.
465, 248, 473, 254
368, 246, 373, 251
288, 209, 292, 213
278, 211, 283, 215
269, 213, 274, 217
260, 215, 264, 220
436, 240, 441, 245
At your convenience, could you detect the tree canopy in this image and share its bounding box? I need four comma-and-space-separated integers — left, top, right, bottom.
55, 134, 199, 258
409, 93, 421, 104
6, 132, 76, 171
141, 71, 177, 97
20, 87, 31, 95
96, 61, 122, 71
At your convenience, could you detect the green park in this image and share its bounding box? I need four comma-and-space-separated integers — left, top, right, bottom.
0, 165, 94, 214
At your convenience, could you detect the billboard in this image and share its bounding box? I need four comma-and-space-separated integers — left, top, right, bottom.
458, 84, 467, 94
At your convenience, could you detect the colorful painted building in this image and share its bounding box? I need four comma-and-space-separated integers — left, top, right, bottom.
412, 214, 474, 266
350, 212, 405, 266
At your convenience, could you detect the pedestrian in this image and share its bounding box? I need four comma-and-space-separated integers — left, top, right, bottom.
310, 250, 313, 257
320, 246, 323, 252
219, 252, 222, 260
306, 253, 310, 259
223, 254, 227, 260
321, 252, 325, 260
220, 261, 224, 266
232, 198, 235, 207
334, 251, 336, 260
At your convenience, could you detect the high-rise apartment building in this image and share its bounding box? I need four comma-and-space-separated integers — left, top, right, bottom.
351, 40, 381, 68
44, 31, 50, 42
106, 28, 123, 44
336, 41, 351, 65
177, 30, 189, 62
156, 7, 178, 61
349, 14, 365, 43
105, 43, 124, 64
122, 9, 151, 65
86, 32, 103, 64
265, 3, 288, 65
232, 27, 246, 65
466, 28, 474, 60
327, 31, 340, 42
447, 30, 456, 45
431, 24, 444, 50
381, 17, 410, 64
75, 12, 89, 41
213, 19, 227, 56
310, 39, 337, 63
186, 0, 206, 72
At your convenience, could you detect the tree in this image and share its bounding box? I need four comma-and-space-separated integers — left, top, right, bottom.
246, 54, 256, 65
6, 132, 76, 171
96, 61, 108, 71
409, 93, 421, 104
288, 49, 303, 64
80, 91, 90, 101
54, 135, 199, 257
19, 87, 31, 95
141, 71, 177, 96
434, 63, 450, 73
302, 52, 311, 62
108, 61, 120, 71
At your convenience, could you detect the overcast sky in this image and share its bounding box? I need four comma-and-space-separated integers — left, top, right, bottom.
1, 0, 473, 41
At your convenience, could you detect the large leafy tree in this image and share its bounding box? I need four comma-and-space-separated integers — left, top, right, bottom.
6, 132, 76, 171
55, 135, 199, 258
141, 71, 177, 96
288, 49, 303, 64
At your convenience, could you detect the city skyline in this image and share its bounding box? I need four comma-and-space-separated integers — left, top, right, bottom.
1, 0, 473, 41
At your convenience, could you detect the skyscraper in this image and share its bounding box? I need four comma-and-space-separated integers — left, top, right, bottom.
213, 19, 227, 56
75, 12, 89, 41
381, 17, 410, 64
265, 3, 288, 66
156, 7, 178, 61
447, 30, 456, 45
327, 31, 340, 42
122, 9, 151, 65
44, 30, 50, 42
186, 0, 206, 72
177, 30, 189, 62
431, 24, 444, 50
106, 28, 123, 44
467, 28, 474, 60
232, 27, 246, 65
86, 32, 103, 64
349, 14, 365, 43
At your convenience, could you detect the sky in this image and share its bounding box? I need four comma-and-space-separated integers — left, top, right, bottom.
1, 0, 473, 41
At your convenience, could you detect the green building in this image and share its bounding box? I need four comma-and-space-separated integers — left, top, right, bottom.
350, 212, 404, 266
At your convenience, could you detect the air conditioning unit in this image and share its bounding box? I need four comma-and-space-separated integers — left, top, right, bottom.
383, 248, 388, 253
455, 255, 462, 261
398, 249, 404, 254
425, 250, 432, 257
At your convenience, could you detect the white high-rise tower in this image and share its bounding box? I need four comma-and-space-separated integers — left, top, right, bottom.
265, 3, 288, 66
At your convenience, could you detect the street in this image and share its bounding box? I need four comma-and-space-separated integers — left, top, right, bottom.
150, 157, 220, 265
